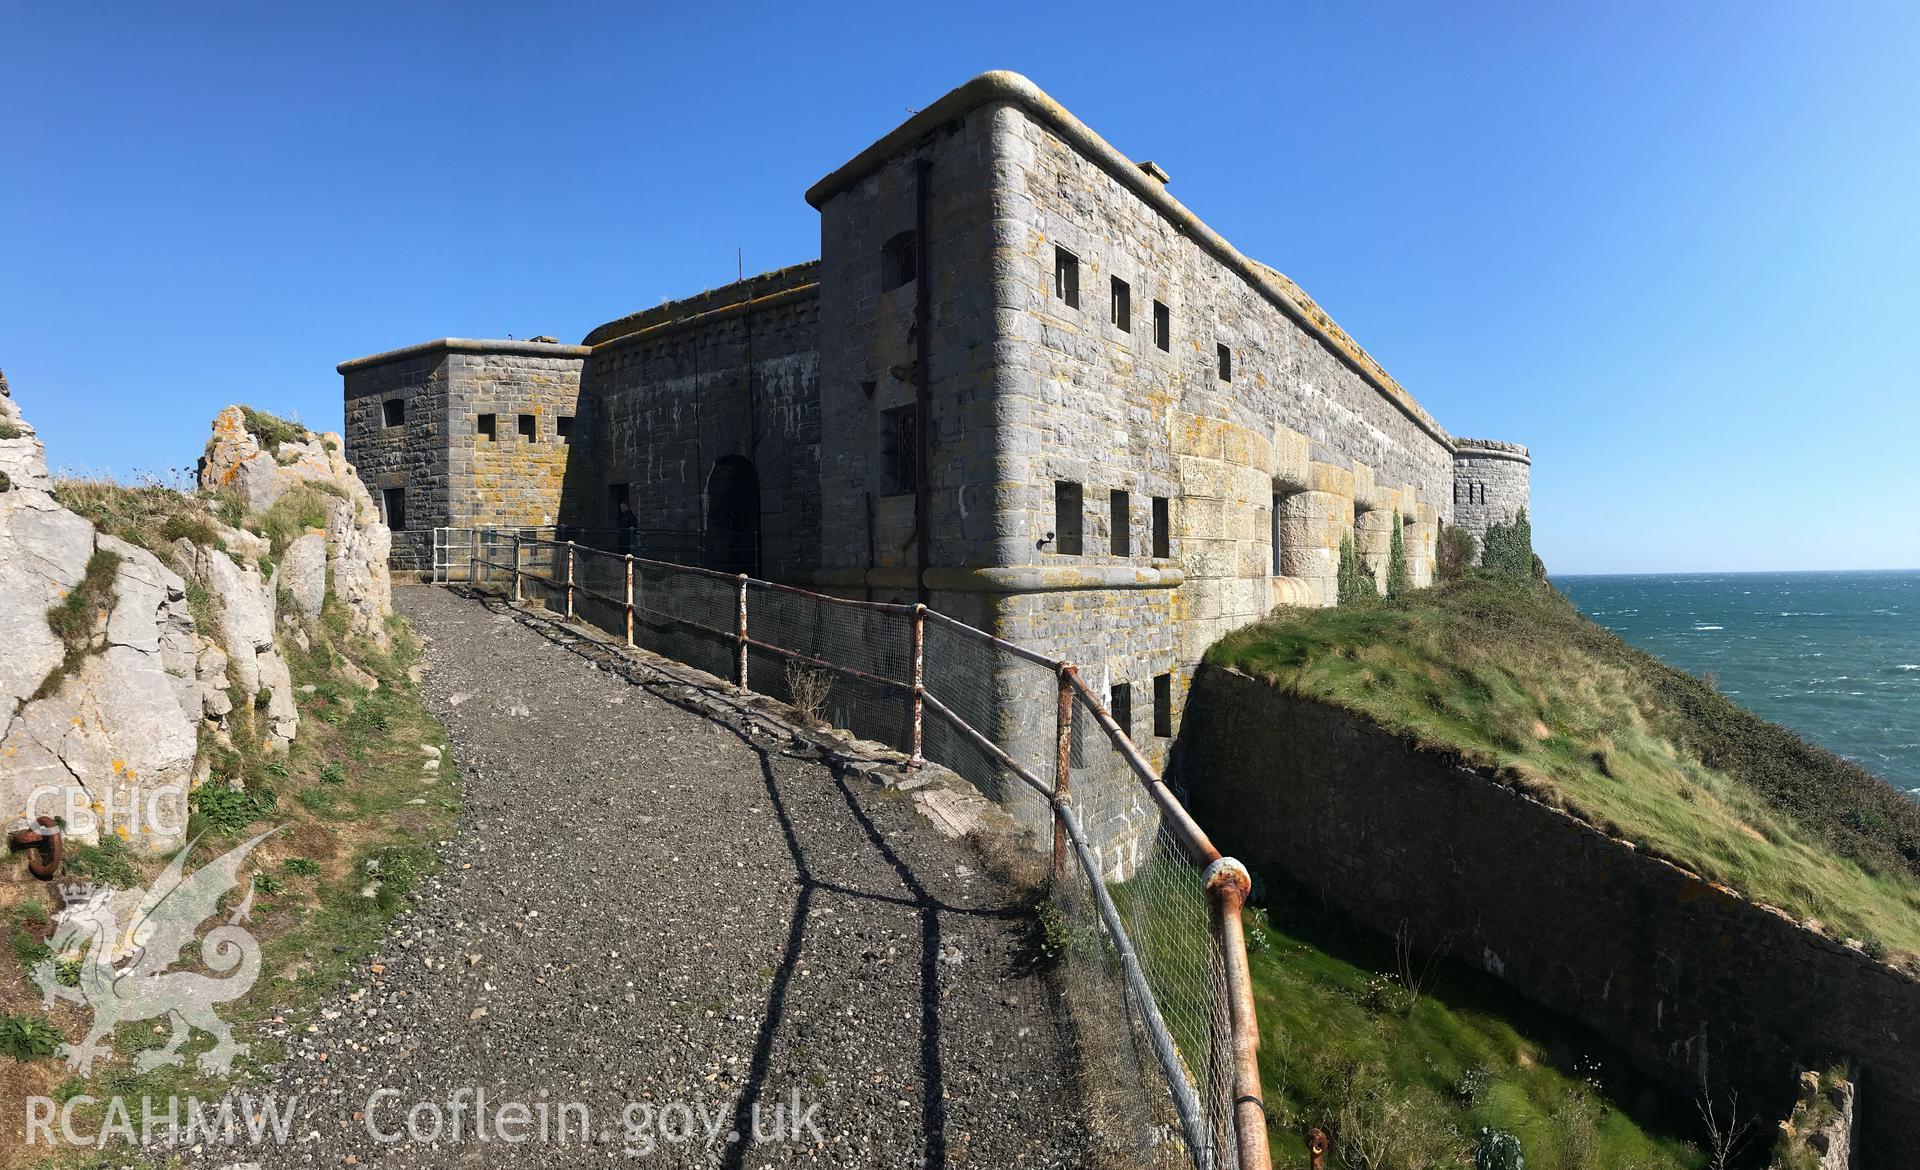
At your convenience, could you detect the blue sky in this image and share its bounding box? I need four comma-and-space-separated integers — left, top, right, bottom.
3, 1, 1916, 573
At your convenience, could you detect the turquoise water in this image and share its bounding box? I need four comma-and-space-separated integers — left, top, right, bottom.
1555, 571, 1920, 794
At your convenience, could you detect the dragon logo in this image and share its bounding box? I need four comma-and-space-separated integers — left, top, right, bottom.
30, 828, 279, 1076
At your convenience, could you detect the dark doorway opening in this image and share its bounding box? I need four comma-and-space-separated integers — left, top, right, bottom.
705, 456, 760, 576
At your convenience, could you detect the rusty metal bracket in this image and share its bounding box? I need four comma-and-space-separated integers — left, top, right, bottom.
7, 816, 62, 881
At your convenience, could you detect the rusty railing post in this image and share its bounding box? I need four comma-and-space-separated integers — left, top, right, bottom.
565, 541, 577, 621
908, 604, 926, 767
1054, 664, 1074, 890
1207, 857, 1273, 1170
511, 532, 522, 602
624, 554, 636, 647
735, 574, 749, 689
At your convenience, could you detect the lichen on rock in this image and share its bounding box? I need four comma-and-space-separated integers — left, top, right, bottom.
1, 390, 396, 853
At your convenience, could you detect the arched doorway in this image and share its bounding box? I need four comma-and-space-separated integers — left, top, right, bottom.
704, 456, 760, 575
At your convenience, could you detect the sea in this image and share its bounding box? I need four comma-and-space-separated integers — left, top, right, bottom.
1555, 571, 1920, 797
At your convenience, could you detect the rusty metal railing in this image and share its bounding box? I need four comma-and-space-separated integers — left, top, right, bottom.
466, 531, 1271, 1170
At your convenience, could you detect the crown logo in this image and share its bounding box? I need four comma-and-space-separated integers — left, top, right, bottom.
57, 880, 99, 905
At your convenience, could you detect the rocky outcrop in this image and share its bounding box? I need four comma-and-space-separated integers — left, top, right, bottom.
199, 405, 392, 644
1, 386, 396, 853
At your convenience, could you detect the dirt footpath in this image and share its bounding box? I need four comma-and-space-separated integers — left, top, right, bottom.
222, 585, 1088, 1168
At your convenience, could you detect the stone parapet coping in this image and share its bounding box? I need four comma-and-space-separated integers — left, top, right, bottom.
1453, 437, 1532, 463
811, 563, 1184, 594
337, 338, 591, 374
806, 70, 1456, 451
583, 260, 822, 347
586, 283, 821, 355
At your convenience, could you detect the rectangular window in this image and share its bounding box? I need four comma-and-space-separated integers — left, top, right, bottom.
1110, 682, 1133, 738
882, 230, 917, 291
1152, 496, 1169, 559
382, 398, 405, 428
518, 414, 537, 441
882, 405, 918, 495
381, 487, 407, 532
1217, 343, 1232, 382
1153, 673, 1173, 737
1053, 247, 1079, 309
1154, 301, 1170, 351
556, 415, 575, 443
477, 413, 496, 442
1053, 481, 1083, 555
1272, 492, 1284, 575
1110, 276, 1130, 332
1110, 488, 1130, 556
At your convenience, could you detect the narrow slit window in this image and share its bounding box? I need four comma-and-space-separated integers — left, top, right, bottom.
1110, 276, 1131, 333
1217, 343, 1233, 382
1054, 247, 1079, 309
382, 398, 405, 428
1110, 682, 1133, 738
881, 230, 917, 291
1053, 481, 1083, 555
1152, 496, 1169, 559
1110, 488, 1130, 556
1272, 492, 1284, 575
882, 405, 918, 495
555, 415, 575, 443
477, 413, 496, 442
1153, 674, 1173, 737
518, 414, 537, 441
1154, 301, 1170, 351
381, 487, 407, 532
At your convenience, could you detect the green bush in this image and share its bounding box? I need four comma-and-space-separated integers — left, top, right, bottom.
1386, 511, 1410, 600
1477, 1128, 1525, 1170
284, 857, 321, 877
1481, 508, 1535, 585
1437, 525, 1478, 582
0, 1014, 64, 1061
0, 420, 20, 441
1337, 532, 1376, 606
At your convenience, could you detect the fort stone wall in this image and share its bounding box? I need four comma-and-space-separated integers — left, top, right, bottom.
1451, 437, 1532, 552
579, 265, 822, 581
1176, 666, 1920, 1168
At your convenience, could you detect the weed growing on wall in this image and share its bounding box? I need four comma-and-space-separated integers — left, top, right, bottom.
1337, 532, 1375, 606
1481, 508, 1534, 584
1387, 511, 1410, 600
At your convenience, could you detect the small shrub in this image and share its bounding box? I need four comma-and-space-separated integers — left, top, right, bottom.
0, 420, 20, 441
252, 872, 283, 894
1862, 934, 1890, 963
1437, 525, 1478, 582
160, 512, 217, 546
0, 1015, 64, 1061
1475, 1128, 1525, 1170
783, 661, 835, 726
284, 857, 320, 877
1386, 511, 1410, 599
1454, 1064, 1492, 1105
1245, 925, 1271, 955
1337, 532, 1375, 606
1481, 508, 1535, 585
319, 762, 348, 785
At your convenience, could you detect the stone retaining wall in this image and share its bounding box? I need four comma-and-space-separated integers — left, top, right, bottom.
1172, 664, 1918, 1167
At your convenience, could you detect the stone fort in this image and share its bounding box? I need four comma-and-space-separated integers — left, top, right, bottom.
340, 71, 1530, 760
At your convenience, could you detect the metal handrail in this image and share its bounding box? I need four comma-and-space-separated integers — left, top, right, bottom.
466, 528, 1271, 1170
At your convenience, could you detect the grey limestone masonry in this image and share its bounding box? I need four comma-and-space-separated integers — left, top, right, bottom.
1451, 437, 1532, 554
341, 71, 1529, 850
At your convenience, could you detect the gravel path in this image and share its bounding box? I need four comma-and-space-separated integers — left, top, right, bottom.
225, 586, 1088, 1168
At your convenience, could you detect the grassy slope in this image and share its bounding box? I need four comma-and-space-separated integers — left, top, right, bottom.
1244, 881, 1705, 1170
1206, 577, 1920, 960
0, 470, 457, 1168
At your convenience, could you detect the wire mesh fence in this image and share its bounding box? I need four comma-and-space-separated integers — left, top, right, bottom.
462, 531, 1270, 1170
